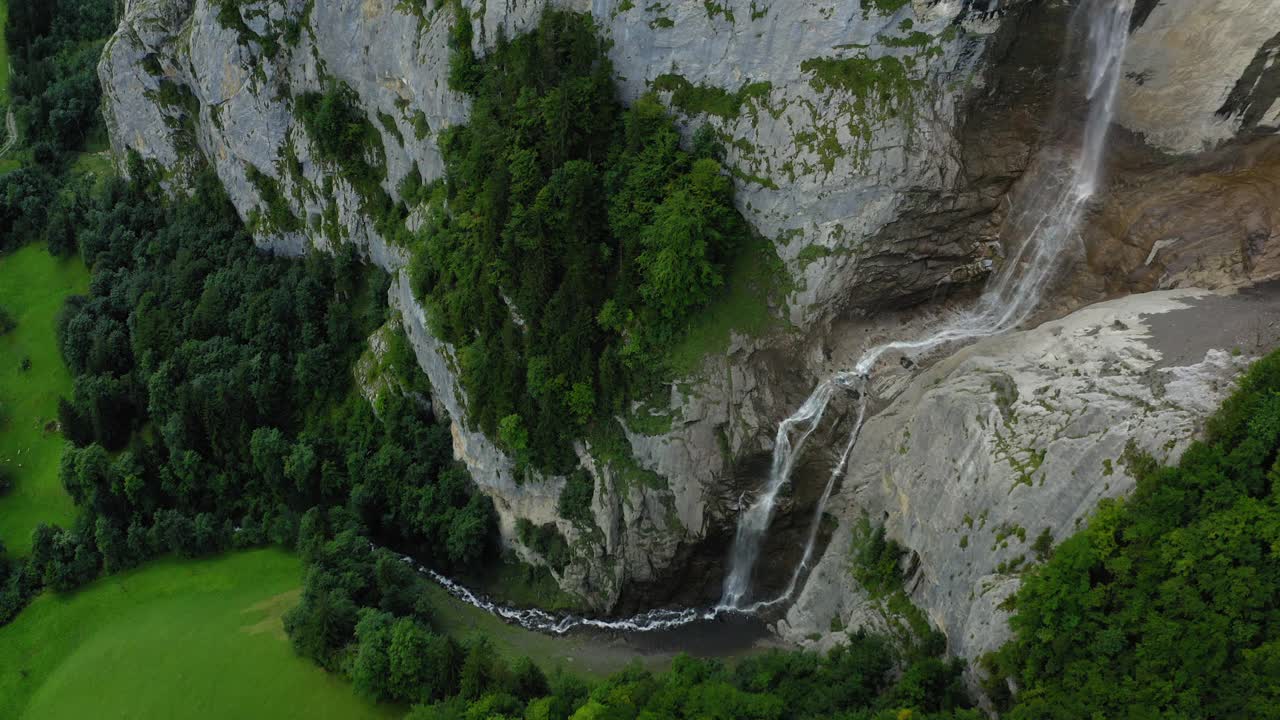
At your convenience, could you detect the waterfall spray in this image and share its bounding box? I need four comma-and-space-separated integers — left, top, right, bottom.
719, 0, 1135, 610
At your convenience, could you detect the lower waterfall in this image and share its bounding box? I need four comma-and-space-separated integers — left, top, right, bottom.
415, 0, 1137, 633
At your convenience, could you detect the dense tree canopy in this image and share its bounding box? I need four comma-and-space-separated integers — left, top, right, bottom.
0, 0, 115, 255
0, 163, 496, 623
7, 0, 114, 155
412, 10, 749, 473
396, 631, 975, 720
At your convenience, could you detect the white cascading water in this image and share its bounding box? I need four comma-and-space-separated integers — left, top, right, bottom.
409, 0, 1135, 633
719, 0, 1135, 610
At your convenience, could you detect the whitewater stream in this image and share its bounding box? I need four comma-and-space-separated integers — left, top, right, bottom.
416, 0, 1136, 636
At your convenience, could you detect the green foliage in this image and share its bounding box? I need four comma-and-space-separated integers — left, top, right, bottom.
446, 3, 481, 94
0, 167, 55, 253
353, 609, 462, 704
0, 161, 498, 627
296, 84, 386, 189
245, 163, 303, 234
650, 74, 773, 120
406, 632, 973, 719
986, 349, 1280, 718
516, 519, 571, 572
5, 0, 114, 160
852, 522, 907, 597
800, 55, 921, 120
296, 83, 408, 244
861, 0, 912, 17
414, 10, 751, 471
851, 519, 945, 657
557, 468, 595, 529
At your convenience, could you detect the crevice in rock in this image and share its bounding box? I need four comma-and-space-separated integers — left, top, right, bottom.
1216, 30, 1280, 135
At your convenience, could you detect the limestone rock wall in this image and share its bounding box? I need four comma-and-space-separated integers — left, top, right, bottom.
100, 0, 1033, 609
1120, 0, 1280, 154
780, 287, 1280, 663
99, 0, 1280, 666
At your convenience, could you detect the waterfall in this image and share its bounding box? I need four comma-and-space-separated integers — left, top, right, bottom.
719, 0, 1135, 610
405, 0, 1135, 635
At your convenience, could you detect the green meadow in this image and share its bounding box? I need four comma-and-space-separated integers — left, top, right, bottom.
0, 243, 88, 554
0, 548, 398, 720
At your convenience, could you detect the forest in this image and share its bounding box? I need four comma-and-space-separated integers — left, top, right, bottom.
0, 0, 113, 256
0, 1, 1277, 718
411, 10, 749, 473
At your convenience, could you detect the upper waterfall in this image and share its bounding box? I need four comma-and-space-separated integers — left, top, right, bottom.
719, 0, 1137, 610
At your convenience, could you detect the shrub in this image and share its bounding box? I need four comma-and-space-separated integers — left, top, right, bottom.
556, 469, 595, 529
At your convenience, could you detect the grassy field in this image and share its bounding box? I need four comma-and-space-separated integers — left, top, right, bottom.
668, 235, 791, 376
0, 548, 399, 720
0, 243, 88, 555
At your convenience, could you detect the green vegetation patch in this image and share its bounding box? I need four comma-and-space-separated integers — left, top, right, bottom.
245, 163, 303, 234
296, 83, 411, 246
516, 518, 572, 572
862, 0, 912, 17
851, 517, 945, 657
667, 234, 789, 376
651, 73, 773, 120
414, 10, 763, 473
800, 54, 921, 117
0, 243, 87, 554
0, 548, 396, 720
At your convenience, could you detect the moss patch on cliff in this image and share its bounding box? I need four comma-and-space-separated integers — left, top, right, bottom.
862, 0, 912, 18
801, 55, 921, 118
651, 74, 773, 121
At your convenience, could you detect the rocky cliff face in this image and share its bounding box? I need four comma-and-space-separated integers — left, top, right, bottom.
101, 0, 1280, 667
779, 287, 1280, 662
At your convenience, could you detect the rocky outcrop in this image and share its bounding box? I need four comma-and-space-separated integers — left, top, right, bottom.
99, 0, 1280, 668
1077, 136, 1280, 300
1120, 0, 1280, 154
780, 286, 1280, 662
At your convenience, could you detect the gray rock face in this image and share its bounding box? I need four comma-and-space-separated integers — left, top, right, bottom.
780, 287, 1280, 663
100, 0, 1280, 667
101, 0, 1025, 308
1120, 0, 1280, 154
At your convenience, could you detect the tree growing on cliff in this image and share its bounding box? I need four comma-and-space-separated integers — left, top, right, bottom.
415, 10, 748, 472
